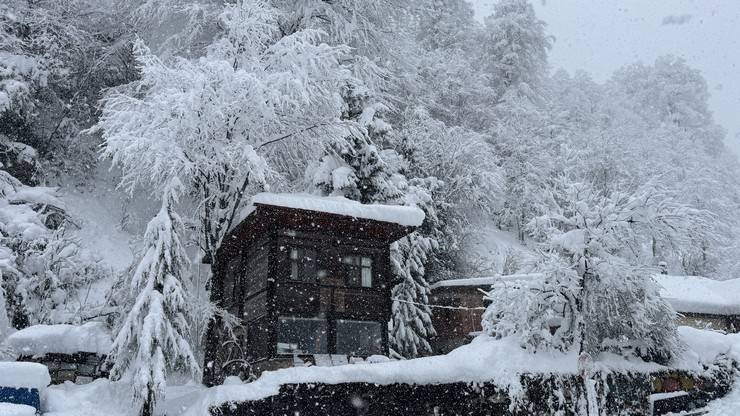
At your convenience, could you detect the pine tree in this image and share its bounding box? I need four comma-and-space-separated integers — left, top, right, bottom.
107, 186, 199, 416
310, 82, 403, 204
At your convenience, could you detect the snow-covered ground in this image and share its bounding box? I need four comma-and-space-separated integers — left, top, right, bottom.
34, 327, 740, 416
42, 380, 205, 416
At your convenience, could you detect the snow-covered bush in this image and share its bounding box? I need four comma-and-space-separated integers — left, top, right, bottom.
0, 165, 107, 329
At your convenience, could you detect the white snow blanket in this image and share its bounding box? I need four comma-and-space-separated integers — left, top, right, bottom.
250, 193, 425, 227
5, 322, 112, 356
0, 362, 50, 389
0, 403, 36, 416
655, 275, 740, 315
184, 327, 736, 415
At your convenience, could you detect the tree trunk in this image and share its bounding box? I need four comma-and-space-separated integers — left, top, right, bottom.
141, 386, 155, 416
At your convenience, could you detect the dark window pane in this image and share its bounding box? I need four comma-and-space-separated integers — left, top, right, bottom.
335, 320, 383, 356
243, 291, 267, 321
243, 245, 268, 297
289, 247, 318, 282
340, 255, 373, 287
223, 256, 241, 309
277, 317, 327, 354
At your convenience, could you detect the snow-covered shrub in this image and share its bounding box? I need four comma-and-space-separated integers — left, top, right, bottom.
0, 169, 107, 328
482, 255, 578, 353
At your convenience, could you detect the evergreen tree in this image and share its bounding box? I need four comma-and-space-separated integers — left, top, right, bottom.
388, 179, 440, 358
107, 185, 199, 416
309, 81, 403, 204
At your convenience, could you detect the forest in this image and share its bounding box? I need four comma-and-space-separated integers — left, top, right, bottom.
2, 0, 740, 415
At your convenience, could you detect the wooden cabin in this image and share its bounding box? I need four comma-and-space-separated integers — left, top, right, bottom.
203, 193, 424, 385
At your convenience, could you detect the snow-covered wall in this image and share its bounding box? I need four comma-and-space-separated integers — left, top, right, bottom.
5, 322, 112, 356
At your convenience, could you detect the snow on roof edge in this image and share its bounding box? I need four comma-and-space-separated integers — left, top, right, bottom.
430, 273, 544, 290
250, 192, 425, 227
655, 275, 740, 315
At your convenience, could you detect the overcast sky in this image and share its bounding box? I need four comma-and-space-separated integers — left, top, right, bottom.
471, 0, 740, 154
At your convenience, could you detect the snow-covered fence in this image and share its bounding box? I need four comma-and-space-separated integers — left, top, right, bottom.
206, 361, 734, 416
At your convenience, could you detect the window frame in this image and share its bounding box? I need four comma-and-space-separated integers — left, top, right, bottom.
338, 254, 374, 288
287, 246, 320, 283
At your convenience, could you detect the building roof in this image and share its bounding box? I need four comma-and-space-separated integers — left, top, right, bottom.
248, 193, 425, 227
5, 322, 112, 357
430, 274, 544, 290
432, 274, 740, 317
655, 275, 740, 316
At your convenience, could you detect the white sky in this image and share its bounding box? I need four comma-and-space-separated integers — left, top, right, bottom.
471, 0, 740, 155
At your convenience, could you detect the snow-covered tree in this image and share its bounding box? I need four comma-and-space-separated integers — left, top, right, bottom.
107, 185, 198, 416
309, 80, 403, 204
97, 0, 354, 265
1, 0, 135, 181
484, 178, 708, 363
479, 0, 551, 104
388, 179, 440, 358
98, 0, 358, 389
390, 231, 437, 358
395, 107, 502, 275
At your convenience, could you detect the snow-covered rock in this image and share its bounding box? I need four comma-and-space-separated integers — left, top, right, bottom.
5, 321, 112, 357
0, 362, 50, 389
655, 275, 740, 315
249, 192, 425, 227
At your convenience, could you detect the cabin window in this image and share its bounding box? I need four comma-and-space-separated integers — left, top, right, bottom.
340, 255, 373, 287
276, 316, 327, 354
335, 319, 383, 356
223, 256, 242, 310
289, 247, 318, 282
243, 246, 268, 297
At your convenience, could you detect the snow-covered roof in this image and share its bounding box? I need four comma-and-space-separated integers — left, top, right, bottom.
0, 362, 50, 389
430, 273, 544, 290
5, 322, 112, 356
655, 275, 740, 315
249, 192, 425, 227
